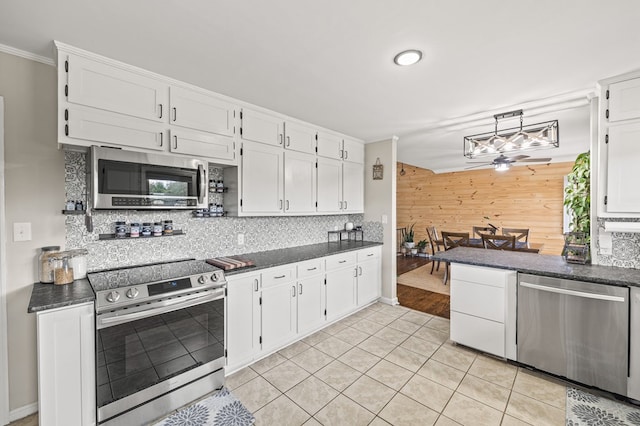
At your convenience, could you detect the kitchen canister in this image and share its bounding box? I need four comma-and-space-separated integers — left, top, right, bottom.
163, 220, 173, 235
68, 249, 88, 280
38, 246, 60, 283
115, 221, 127, 238
153, 222, 163, 236
141, 222, 152, 237
130, 223, 140, 238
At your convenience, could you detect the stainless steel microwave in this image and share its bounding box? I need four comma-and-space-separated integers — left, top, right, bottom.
88, 146, 208, 210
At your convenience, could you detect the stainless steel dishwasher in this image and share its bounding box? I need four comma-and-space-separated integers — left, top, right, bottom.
517, 273, 629, 395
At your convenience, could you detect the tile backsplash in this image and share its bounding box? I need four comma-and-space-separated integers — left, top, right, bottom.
595, 217, 640, 269
64, 151, 382, 271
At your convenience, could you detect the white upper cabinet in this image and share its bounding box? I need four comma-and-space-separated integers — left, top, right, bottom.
169, 128, 235, 161
317, 157, 343, 213
240, 109, 284, 147
342, 137, 364, 164
284, 151, 317, 214
284, 121, 317, 154
317, 131, 343, 160
169, 86, 236, 137
65, 54, 167, 122
240, 141, 283, 214
607, 78, 640, 122
597, 72, 640, 217
342, 162, 364, 212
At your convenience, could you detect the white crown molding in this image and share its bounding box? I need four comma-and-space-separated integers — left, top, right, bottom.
0, 43, 54, 66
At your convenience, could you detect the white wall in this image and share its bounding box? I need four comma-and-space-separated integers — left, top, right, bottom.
364, 137, 397, 304
0, 50, 63, 418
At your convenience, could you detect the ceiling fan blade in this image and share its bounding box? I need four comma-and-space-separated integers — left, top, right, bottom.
466, 161, 493, 164
464, 163, 492, 170
517, 157, 552, 162
509, 154, 530, 161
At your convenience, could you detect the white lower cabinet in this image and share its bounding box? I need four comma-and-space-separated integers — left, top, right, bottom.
450, 264, 516, 359
37, 302, 95, 426
226, 248, 381, 373
226, 272, 261, 371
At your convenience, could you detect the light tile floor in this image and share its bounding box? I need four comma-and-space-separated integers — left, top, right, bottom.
227, 302, 568, 426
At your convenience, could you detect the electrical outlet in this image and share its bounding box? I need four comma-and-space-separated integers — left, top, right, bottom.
237, 233, 245, 245
13, 222, 32, 242
381, 214, 388, 224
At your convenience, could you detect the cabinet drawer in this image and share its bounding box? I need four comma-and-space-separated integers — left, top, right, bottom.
297, 259, 324, 278
451, 264, 508, 288
262, 265, 296, 288
325, 252, 357, 271
451, 279, 504, 322
450, 311, 504, 357
357, 247, 380, 262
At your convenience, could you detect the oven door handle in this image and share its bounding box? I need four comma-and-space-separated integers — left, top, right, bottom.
197, 163, 206, 205
97, 289, 224, 328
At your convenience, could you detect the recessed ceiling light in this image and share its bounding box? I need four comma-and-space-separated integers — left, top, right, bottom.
393, 49, 422, 66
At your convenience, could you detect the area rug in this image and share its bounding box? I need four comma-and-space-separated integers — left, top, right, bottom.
397, 263, 449, 295
153, 387, 255, 426
566, 387, 640, 425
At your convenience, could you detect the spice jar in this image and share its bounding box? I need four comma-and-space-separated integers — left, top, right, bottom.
163, 220, 173, 235
38, 246, 60, 283
141, 223, 152, 237
115, 221, 127, 238
153, 222, 163, 236
53, 255, 74, 285
130, 223, 140, 238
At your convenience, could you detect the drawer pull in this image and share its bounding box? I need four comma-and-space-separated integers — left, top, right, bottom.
299, 283, 303, 294
367, 253, 374, 257
307, 267, 317, 271
274, 274, 286, 279
338, 260, 347, 264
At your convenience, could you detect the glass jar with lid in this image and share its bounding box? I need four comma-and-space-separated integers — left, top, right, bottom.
52, 254, 74, 285
38, 246, 60, 283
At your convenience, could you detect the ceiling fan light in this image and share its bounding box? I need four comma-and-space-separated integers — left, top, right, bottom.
494, 163, 510, 172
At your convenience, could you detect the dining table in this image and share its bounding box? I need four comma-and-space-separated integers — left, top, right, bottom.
465, 238, 544, 253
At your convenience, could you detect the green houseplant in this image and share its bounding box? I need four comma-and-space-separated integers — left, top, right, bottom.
563, 151, 591, 263
402, 223, 415, 248
416, 239, 428, 253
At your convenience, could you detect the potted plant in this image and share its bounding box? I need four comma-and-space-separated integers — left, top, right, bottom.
416, 239, 428, 255
402, 224, 415, 249
563, 151, 590, 263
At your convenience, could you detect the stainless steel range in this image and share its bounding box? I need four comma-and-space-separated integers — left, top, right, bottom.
88, 259, 227, 425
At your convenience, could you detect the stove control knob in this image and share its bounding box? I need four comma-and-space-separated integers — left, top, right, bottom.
197, 275, 206, 285
211, 273, 219, 282
126, 288, 139, 299
106, 291, 120, 303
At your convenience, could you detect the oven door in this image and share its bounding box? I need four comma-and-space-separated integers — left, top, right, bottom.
96, 289, 225, 424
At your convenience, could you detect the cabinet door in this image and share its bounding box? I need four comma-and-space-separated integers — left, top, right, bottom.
342, 137, 364, 164
241, 108, 284, 147
66, 54, 167, 122
226, 273, 261, 370
66, 107, 165, 151
37, 302, 95, 426
317, 131, 343, 160
317, 157, 343, 213
357, 258, 381, 307
261, 282, 298, 353
608, 78, 640, 122
170, 128, 236, 162
606, 122, 640, 212
284, 151, 317, 214
297, 275, 326, 335
169, 86, 236, 136
342, 162, 364, 213
241, 141, 284, 214
325, 267, 357, 322
285, 121, 317, 154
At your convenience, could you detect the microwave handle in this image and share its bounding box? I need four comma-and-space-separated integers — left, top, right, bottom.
198, 163, 206, 205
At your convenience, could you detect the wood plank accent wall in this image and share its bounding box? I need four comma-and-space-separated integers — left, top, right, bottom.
397, 162, 574, 255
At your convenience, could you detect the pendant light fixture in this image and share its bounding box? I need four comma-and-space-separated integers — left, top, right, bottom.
399, 163, 406, 176
463, 110, 559, 159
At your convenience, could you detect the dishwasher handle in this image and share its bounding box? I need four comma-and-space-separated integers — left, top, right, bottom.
519, 281, 626, 303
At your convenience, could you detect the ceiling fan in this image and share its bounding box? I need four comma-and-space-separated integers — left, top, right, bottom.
465, 154, 552, 171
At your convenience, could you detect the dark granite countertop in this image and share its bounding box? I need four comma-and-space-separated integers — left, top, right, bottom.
432, 247, 640, 287
224, 240, 383, 276
27, 279, 95, 313
27, 240, 383, 313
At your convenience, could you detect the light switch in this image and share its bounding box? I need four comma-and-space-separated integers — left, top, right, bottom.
237, 233, 245, 245
381, 214, 388, 224
13, 222, 32, 242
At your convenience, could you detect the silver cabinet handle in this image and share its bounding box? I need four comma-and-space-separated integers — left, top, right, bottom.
174, 135, 178, 149
307, 267, 317, 271
286, 136, 291, 147
173, 107, 177, 122
279, 134, 284, 145
367, 253, 374, 257
274, 274, 286, 279
353, 267, 358, 277
286, 200, 290, 210
254, 279, 259, 292
340, 149, 344, 159
279, 199, 283, 209
519, 281, 626, 302
299, 283, 303, 294
292, 285, 296, 297
339, 201, 343, 210
344, 201, 348, 210
338, 260, 347, 264
159, 132, 163, 147
158, 104, 163, 119
344, 150, 348, 160
358, 266, 363, 276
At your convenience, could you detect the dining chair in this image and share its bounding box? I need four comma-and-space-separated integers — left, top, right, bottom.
396, 227, 406, 255
472, 226, 496, 239
502, 228, 529, 243
426, 226, 445, 274
441, 231, 470, 284
481, 233, 516, 250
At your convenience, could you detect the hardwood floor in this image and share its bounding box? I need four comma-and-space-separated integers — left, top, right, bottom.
396, 255, 450, 318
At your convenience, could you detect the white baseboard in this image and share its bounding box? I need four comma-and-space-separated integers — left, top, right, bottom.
379, 296, 399, 306
9, 402, 37, 423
